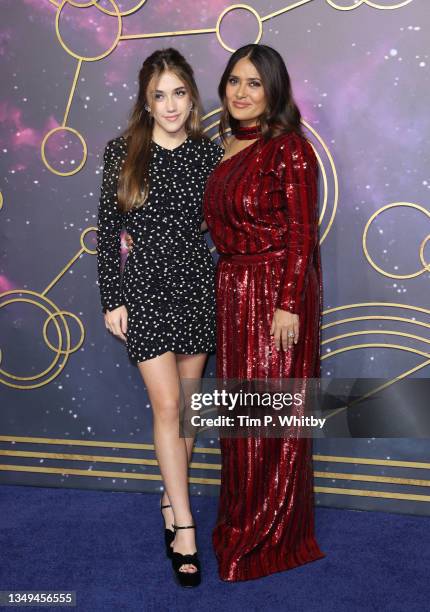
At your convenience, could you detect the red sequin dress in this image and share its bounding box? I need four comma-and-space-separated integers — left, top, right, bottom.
203, 129, 325, 581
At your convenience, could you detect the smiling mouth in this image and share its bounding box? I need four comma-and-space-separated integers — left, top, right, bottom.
164, 114, 180, 121
232, 102, 251, 108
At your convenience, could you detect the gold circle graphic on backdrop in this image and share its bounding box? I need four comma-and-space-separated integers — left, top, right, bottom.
0, 192, 3, 210
0, 290, 84, 389
43, 311, 85, 355
94, 0, 147, 18
80, 227, 98, 255
65, 0, 98, 8
362, 202, 430, 279
216, 4, 263, 52
0, 297, 62, 381
55, 0, 122, 62
326, 0, 414, 10
419, 234, 430, 271
303, 119, 339, 244
41, 127, 87, 177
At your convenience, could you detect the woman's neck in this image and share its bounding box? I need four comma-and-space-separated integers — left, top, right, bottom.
233, 123, 262, 141
152, 125, 188, 150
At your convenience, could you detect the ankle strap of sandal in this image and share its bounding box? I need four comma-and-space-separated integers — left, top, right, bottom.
173, 524, 195, 530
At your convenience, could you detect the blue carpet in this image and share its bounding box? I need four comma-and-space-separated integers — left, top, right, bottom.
1, 485, 428, 611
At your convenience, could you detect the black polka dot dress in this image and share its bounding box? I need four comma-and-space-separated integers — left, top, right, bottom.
96, 135, 223, 363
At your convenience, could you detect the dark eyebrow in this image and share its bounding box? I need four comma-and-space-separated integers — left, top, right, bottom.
228, 74, 261, 81
152, 86, 187, 93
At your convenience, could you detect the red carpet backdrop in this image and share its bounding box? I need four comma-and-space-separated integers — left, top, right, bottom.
1, 0, 429, 516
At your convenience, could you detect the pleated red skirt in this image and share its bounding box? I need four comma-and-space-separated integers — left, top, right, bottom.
212, 250, 325, 581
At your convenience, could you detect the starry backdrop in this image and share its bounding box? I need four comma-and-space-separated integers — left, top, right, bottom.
1, 0, 429, 515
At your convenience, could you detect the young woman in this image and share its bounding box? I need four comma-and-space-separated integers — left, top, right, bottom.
203, 44, 325, 581
96, 48, 223, 588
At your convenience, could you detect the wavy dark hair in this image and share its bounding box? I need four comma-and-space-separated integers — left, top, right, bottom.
218, 44, 304, 144
118, 48, 204, 213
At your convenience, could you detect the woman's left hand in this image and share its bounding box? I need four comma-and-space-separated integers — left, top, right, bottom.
270, 308, 299, 351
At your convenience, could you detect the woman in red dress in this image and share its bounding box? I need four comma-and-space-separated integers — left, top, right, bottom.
203, 44, 326, 581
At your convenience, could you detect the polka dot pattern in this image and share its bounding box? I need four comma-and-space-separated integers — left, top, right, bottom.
97, 135, 224, 363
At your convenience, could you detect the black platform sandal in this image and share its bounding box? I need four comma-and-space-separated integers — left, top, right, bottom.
171, 524, 201, 588
160, 499, 175, 559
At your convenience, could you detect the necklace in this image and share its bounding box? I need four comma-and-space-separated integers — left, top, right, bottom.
233, 124, 262, 140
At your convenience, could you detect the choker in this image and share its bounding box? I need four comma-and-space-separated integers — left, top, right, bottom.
233, 124, 262, 140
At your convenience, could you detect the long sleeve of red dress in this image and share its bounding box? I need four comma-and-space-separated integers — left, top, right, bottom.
275, 137, 320, 314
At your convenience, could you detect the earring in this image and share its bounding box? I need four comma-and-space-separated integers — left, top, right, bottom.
189, 103, 194, 111
144, 104, 151, 112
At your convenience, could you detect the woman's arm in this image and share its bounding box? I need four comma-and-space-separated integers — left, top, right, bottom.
201, 139, 224, 233
270, 135, 319, 351
275, 135, 319, 315
206, 138, 225, 170
96, 139, 126, 314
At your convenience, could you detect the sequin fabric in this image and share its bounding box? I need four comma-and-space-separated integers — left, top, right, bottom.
203, 131, 325, 581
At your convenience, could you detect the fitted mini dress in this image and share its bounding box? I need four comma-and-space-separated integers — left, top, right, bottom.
97, 135, 223, 363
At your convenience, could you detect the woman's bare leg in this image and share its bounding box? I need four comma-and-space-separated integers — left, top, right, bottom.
176, 352, 208, 460
137, 351, 207, 573
161, 352, 208, 523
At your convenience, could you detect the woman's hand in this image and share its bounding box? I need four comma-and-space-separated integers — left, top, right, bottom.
270, 308, 299, 351
104, 305, 128, 342
124, 232, 134, 252
201, 220, 208, 232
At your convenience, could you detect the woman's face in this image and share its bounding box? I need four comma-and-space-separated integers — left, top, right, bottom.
146, 70, 192, 135
225, 57, 267, 127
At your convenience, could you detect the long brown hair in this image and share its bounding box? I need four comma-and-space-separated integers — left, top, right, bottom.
218, 44, 304, 145
118, 48, 204, 213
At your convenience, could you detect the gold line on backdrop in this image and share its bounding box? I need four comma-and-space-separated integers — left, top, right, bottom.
1, 464, 429, 502
2, 451, 430, 486
1, 436, 430, 469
